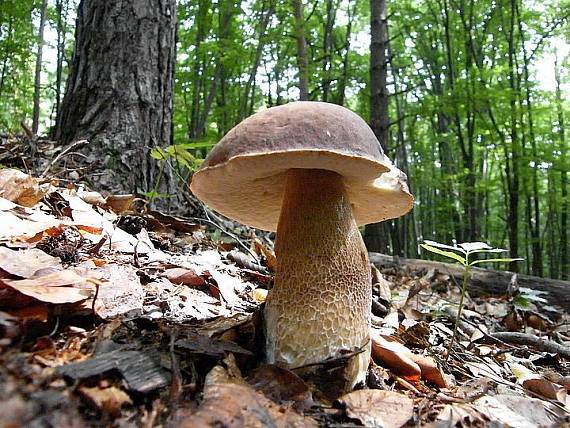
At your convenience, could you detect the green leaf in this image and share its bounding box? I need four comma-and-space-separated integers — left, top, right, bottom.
423, 240, 466, 254
420, 243, 467, 265
469, 257, 524, 266
150, 147, 169, 160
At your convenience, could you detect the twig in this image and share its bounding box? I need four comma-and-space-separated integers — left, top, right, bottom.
485, 332, 570, 359
40, 139, 89, 178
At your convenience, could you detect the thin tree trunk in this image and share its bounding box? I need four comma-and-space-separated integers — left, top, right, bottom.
516, 0, 542, 276
321, 0, 337, 102
336, 0, 355, 105
506, 0, 521, 270
241, 0, 273, 120
293, 0, 309, 100
52, 0, 69, 130
555, 54, 568, 279
32, 0, 48, 135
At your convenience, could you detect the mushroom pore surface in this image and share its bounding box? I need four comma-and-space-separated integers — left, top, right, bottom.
264, 168, 371, 388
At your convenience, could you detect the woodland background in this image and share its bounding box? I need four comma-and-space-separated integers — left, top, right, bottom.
1, 0, 569, 279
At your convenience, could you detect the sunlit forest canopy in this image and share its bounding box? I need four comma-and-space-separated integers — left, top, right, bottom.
1, 0, 569, 279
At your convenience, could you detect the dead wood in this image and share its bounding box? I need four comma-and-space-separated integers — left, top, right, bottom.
485, 332, 570, 359
369, 252, 570, 311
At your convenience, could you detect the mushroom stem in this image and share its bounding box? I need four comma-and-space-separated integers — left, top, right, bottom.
264, 168, 372, 389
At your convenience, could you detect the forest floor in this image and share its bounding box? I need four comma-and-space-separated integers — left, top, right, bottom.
1, 135, 570, 427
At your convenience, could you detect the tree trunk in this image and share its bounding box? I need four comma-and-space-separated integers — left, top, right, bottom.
52, 0, 70, 129
336, 0, 355, 106
32, 0, 48, 135
365, 0, 391, 254
321, 0, 337, 102
506, 0, 521, 271
292, 0, 309, 100
55, 0, 177, 205
555, 54, 568, 280
516, 1, 542, 276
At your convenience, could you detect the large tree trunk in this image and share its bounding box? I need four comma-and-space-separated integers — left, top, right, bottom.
55, 0, 177, 204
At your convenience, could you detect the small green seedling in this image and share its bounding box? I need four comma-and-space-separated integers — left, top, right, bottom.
420, 240, 523, 360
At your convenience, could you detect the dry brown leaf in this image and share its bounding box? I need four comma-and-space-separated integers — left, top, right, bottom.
104, 194, 136, 214
473, 394, 566, 427
252, 237, 277, 272
78, 386, 132, 417
0, 247, 60, 278
431, 403, 490, 427
5, 303, 49, 322
92, 264, 143, 319
409, 354, 448, 388
1, 270, 94, 304
511, 362, 567, 402
371, 333, 421, 376
174, 363, 316, 428
162, 267, 206, 287
247, 364, 313, 409
0, 169, 46, 207
253, 288, 268, 304
337, 389, 414, 428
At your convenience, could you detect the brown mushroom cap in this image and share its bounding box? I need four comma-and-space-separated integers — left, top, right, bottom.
190, 101, 413, 231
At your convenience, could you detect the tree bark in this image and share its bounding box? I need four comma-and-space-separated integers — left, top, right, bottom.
55, 0, 177, 204
32, 0, 48, 135
365, 0, 391, 254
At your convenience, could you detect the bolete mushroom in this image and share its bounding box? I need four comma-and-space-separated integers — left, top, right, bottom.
190, 101, 413, 389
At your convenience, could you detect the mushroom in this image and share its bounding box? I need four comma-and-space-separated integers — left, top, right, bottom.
190, 101, 413, 389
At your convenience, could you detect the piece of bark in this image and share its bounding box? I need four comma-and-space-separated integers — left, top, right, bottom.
369, 253, 570, 310
56, 347, 170, 393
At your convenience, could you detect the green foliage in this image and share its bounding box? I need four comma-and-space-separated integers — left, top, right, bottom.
0, 0, 569, 279
421, 240, 523, 358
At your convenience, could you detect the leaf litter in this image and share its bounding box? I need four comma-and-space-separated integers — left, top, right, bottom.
0, 166, 569, 427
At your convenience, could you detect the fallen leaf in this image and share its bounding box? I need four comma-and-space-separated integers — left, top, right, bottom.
162, 267, 206, 287
371, 332, 448, 388
92, 264, 144, 319
510, 362, 567, 402
432, 403, 490, 427
0, 169, 46, 207
252, 237, 277, 272
247, 364, 313, 410
253, 288, 268, 304
371, 334, 421, 378
78, 386, 132, 417
0, 247, 61, 278
337, 389, 414, 428
104, 194, 136, 214
473, 394, 565, 428
171, 364, 317, 428
1, 270, 94, 304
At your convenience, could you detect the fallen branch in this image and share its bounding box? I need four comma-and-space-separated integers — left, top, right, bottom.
486, 332, 570, 359
369, 253, 570, 311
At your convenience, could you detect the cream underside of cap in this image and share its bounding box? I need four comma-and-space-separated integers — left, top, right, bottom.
190, 149, 413, 232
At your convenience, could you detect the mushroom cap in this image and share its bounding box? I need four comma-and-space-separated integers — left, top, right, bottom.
190, 101, 413, 231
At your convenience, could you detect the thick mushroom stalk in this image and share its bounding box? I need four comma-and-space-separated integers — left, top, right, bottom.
264, 168, 372, 388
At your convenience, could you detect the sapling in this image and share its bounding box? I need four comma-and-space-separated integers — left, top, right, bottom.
420, 240, 523, 360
